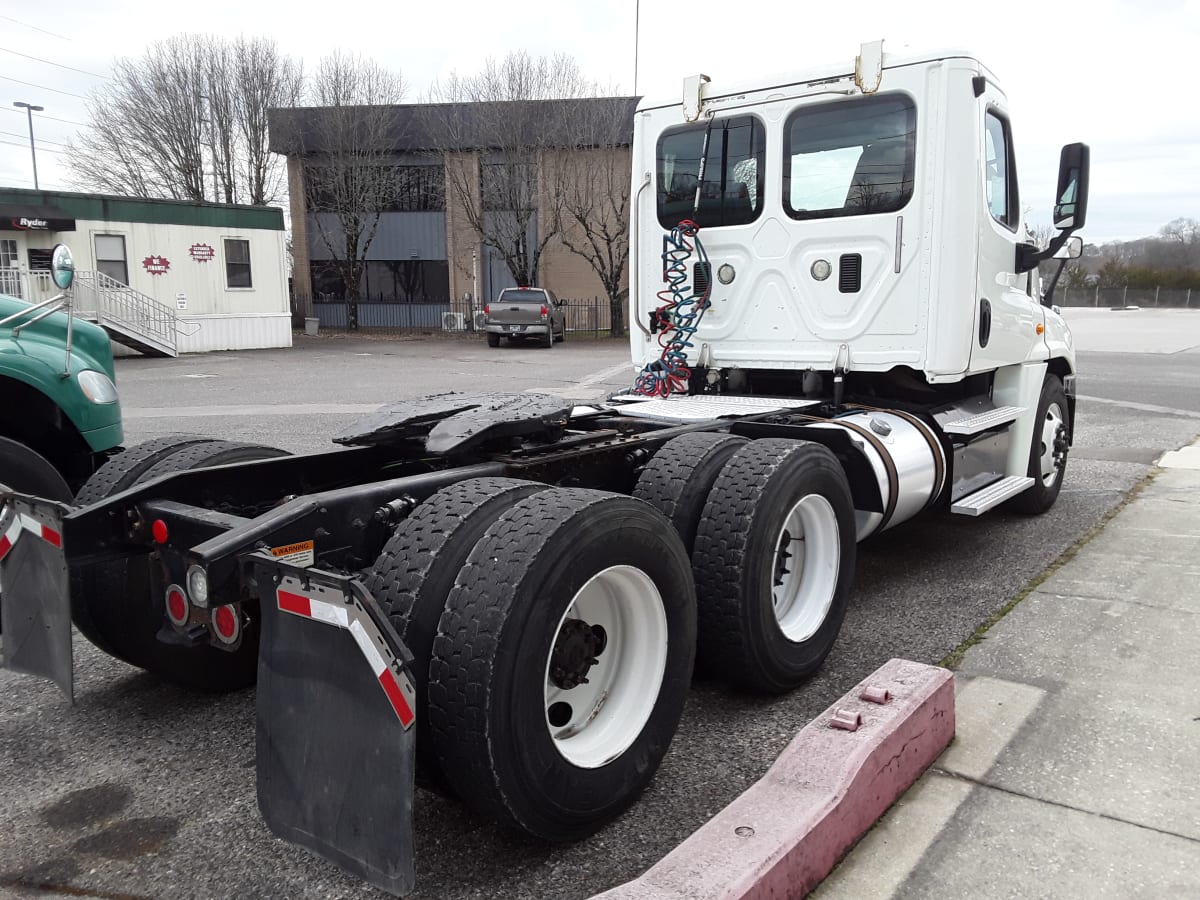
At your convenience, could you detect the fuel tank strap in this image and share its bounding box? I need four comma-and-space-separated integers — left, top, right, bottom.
833, 418, 900, 531
850, 405, 946, 511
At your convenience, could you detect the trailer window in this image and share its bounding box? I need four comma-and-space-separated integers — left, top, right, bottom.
784, 94, 915, 219
657, 116, 764, 229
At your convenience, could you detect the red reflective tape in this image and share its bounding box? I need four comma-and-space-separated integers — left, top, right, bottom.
277, 589, 312, 618
40, 526, 62, 548
379, 669, 415, 727
0, 535, 11, 561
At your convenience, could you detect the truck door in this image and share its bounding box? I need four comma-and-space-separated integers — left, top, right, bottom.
969, 88, 1043, 372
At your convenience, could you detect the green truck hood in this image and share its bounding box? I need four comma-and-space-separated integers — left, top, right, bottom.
0, 293, 123, 450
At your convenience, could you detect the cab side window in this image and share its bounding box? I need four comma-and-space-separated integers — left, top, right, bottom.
984, 111, 1019, 231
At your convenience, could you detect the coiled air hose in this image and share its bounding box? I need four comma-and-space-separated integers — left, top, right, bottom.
632, 220, 712, 396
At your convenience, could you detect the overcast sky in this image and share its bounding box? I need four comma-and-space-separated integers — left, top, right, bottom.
2, 0, 1197, 243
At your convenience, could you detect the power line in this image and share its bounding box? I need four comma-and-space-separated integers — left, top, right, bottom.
0, 138, 69, 155
0, 47, 109, 80
0, 74, 88, 99
0, 15, 72, 41
0, 106, 88, 127
0, 129, 71, 147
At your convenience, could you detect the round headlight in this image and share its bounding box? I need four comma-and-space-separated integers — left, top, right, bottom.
186, 565, 210, 608
78, 370, 118, 404
810, 259, 833, 282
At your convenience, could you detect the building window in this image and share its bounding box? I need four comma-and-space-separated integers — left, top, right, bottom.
305, 165, 445, 213
225, 239, 252, 288
0, 239, 19, 298
657, 116, 765, 229
94, 234, 129, 285
481, 162, 537, 213
783, 94, 916, 220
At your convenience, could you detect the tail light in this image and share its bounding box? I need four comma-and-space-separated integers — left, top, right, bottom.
540, 305, 549, 317
165, 584, 190, 628
483, 304, 490, 316
212, 603, 241, 645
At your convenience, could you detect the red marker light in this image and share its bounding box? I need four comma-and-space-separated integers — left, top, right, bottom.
166, 587, 188, 626
152, 519, 169, 544
213, 605, 240, 643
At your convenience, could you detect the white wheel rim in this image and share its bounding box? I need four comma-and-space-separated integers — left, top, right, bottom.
772, 494, 840, 642
1039, 402, 1066, 487
544, 564, 668, 769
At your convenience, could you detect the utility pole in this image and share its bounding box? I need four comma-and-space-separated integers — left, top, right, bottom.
12, 101, 44, 189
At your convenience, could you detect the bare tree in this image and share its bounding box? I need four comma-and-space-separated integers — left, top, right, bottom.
300, 51, 406, 328
1158, 217, 1200, 267
552, 99, 635, 336
67, 35, 302, 206
428, 52, 602, 287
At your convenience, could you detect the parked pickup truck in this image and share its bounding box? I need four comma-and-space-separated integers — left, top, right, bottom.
482, 286, 566, 348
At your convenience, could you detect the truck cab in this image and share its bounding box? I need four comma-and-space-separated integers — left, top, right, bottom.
0, 244, 122, 501
629, 43, 1083, 389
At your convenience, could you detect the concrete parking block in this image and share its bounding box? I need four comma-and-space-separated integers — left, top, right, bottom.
591, 659, 954, 900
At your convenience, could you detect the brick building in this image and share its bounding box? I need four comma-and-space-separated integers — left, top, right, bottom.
268, 97, 637, 311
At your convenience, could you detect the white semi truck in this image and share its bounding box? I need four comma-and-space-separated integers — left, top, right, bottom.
0, 43, 1087, 896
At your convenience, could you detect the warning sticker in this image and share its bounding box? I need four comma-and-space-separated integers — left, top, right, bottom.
270, 540, 315, 567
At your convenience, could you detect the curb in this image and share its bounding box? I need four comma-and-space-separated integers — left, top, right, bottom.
592, 658, 955, 900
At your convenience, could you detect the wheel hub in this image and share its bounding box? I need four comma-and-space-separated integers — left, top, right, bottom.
549, 618, 607, 690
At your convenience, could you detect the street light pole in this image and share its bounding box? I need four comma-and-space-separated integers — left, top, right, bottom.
13, 101, 44, 190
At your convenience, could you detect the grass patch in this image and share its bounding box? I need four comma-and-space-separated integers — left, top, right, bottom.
938, 469, 1159, 670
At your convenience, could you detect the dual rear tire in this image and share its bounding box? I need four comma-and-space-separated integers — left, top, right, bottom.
636, 434, 857, 694
367, 480, 696, 840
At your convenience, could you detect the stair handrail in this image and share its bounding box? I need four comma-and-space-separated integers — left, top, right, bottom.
72, 270, 178, 354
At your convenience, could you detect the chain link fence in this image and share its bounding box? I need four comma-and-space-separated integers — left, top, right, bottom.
1057, 286, 1195, 308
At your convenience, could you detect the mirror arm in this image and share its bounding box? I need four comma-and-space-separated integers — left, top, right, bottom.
1016, 226, 1076, 274
1042, 257, 1068, 308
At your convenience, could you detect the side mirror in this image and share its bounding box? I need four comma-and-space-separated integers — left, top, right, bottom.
1053, 235, 1084, 260
1053, 143, 1089, 231
50, 243, 74, 290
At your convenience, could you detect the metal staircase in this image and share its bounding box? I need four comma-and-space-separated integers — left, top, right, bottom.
71, 271, 178, 358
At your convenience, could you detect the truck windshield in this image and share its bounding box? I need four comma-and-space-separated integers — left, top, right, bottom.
783, 94, 916, 220
657, 116, 765, 229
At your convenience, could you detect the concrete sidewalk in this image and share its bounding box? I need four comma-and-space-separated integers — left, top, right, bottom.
815, 448, 1200, 899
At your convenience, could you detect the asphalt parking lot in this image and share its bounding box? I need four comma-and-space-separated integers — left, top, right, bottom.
2, 311, 1198, 899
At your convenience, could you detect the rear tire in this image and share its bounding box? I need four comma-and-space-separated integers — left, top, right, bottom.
486, 333, 501, 347
693, 439, 856, 693
542, 329, 554, 348
71, 435, 218, 656
1010, 374, 1069, 515
74, 439, 289, 691
428, 489, 696, 839
633, 432, 749, 554
364, 477, 548, 791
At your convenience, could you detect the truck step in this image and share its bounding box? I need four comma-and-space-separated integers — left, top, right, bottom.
951, 476, 1035, 516
942, 406, 1025, 437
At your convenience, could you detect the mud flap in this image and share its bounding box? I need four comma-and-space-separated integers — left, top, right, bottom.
249, 553, 418, 897
0, 494, 72, 701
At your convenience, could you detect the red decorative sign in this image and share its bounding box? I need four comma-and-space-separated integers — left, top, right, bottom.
142, 255, 170, 275
189, 242, 215, 262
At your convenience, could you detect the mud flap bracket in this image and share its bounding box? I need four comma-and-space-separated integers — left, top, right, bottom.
249, 552, 417, 897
